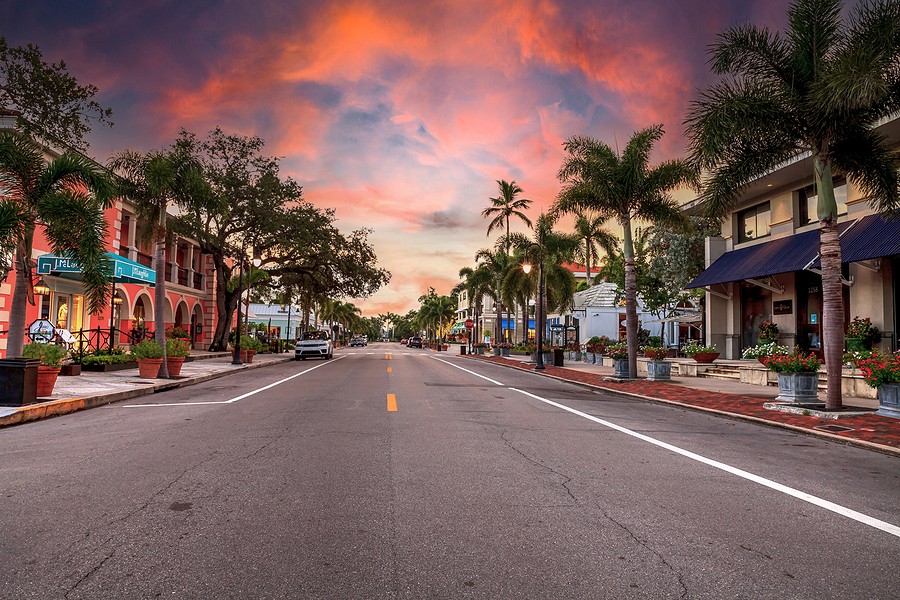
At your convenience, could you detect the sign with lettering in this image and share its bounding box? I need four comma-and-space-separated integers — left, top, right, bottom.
28, 319, 55, 343
773, 300, 793, 315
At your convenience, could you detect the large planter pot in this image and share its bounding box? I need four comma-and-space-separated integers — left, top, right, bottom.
137, 357, 163, 379
493, 347, 501, 356
246, 350, 256, 364
846, 337, 869, 352
166, 356, 186, 377
232, 349, 250, 362
775, 372, 819, 403
646, 360, 671, 381
501, 348, 510, 357
875, 383, 900, 419
613, 358, 630, 378
475, 348, 485, 355
36, 365, 61, 398
542, 351, 553, 365
60, 364, 81, 376
691, 352, 720, 363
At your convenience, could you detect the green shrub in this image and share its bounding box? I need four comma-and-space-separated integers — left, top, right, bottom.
131, 339, 164, 359
166, 338, 191, 357
22, 342, 68, 367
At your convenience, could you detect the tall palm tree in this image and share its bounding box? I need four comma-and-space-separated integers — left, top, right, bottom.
573, 211, 618, 286
0, 129, 115, 358
418, 293, 457, 346
109, 146, 206, 378
685, 0, 900, 410
473, 246, 515, 345
482, 179, 533, 252
554, 125, 695, 378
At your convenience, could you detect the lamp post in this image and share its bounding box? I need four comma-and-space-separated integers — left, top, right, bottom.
244, 248, 262, 336
522, 243, 545, 370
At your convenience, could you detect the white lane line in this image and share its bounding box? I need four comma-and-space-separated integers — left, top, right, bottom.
432, 356, 505, 386
509, 387, 900, 539
123, 356, 346, 407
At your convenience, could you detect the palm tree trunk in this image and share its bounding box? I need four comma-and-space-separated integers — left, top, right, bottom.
6, 243, 32, 358
623, 216, 638, 378
820, 219, 844, 411
154, 221, 169, 378
585, 243, 592, 287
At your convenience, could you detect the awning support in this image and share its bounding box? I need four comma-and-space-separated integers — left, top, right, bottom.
745, 277, 785, 295
803, 267, 854, 286
856, 259, 882, 273
704, 286, 732, 300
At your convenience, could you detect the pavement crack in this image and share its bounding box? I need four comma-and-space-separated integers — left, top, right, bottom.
63, 544, 115, 599
499, 429, 577, 503
596, 502, 688, 599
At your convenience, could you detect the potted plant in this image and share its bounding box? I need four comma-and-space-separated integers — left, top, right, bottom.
741, 341, 790, 365
472, 342, 488, 355
167, 326, 191, 341
762, 350, 821, 403
843, 348, 874, 369
131, 339, 164, 378
683, 341, 720, 363
846, 316, 881, 351
240, 335, 262, 363
641, 344, 670, 381
606, 342, 629, 378
496, 342, 512, 357
165, 337, 191, 376
22, 342, 67, 397
758, 320, 779, 342
584, 335, 608, 363
858, 351, 900, 418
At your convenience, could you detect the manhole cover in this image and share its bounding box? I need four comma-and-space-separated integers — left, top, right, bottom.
814, 424, 854, 433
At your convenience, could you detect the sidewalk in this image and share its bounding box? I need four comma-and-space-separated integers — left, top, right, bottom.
0, 351, 296, 427
461, 352, 900, 455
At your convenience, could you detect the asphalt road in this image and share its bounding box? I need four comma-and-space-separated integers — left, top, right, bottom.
1, 343, 898, 599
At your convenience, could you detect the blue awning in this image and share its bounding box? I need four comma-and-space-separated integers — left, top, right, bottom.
687, 214, 900, 289
37, 251, 156, 285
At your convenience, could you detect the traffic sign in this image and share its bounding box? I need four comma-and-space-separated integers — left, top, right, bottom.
465, 319, 474, 330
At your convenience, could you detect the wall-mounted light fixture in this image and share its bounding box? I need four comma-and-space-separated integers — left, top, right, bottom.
33, 278, 50, 296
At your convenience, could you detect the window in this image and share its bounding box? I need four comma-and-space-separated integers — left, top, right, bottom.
800, 177, 847, 224
737, 201, 771, 243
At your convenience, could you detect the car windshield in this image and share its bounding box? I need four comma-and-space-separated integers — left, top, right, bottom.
301, 332, 328, 341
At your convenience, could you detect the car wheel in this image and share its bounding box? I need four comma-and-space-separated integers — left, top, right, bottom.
327, 353, 333, 359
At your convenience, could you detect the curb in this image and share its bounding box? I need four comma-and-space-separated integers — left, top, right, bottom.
462, 354, 900, 457
0, 355, 296, 428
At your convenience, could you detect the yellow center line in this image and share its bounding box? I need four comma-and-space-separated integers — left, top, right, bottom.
387, 366, 392, 373
387, 393, 398, 412
385, 353, 392, 360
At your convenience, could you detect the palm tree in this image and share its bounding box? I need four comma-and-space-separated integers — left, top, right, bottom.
109, 146, 205, 377
458, 263, 494, 346
418, 293, 457, 347
473, 247, 516, 345
554, 126, 695, 378
573, 211, 618, 286
0, 129, 115, 358
506, 213, 580, 351
685, 0, 900, 410
482, 179, 533, 252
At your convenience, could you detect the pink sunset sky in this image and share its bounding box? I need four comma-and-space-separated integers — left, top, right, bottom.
4, 0, 791, 315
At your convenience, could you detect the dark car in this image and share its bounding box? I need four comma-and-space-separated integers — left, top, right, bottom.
349, 336, 367, 347
407, 336, 423, 348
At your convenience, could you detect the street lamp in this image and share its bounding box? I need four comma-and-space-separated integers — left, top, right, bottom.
244, 247, 262, 335
522, 243, 545, 370
232, 246, 246, 366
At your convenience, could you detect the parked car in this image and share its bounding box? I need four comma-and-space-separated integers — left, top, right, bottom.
349, 336, 367, 347
295, 331, 334, 360
400, 338, 407, 345
407, 336, 423, 348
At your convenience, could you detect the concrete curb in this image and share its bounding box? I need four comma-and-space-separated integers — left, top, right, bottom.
462, 354, 900, 457
0, 355, 296, 428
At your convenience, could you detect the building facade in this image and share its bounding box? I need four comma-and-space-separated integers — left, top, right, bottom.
687, 117, 900, 359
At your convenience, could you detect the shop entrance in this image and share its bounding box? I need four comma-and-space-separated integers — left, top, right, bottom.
740, 282, 771, 350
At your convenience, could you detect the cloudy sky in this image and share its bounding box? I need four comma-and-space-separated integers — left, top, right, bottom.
5, 0, 791, 315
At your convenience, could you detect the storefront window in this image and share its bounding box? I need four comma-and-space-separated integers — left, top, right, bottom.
55, 296, 69, 329
741, 283, 771, 350
737, 202, 771, 243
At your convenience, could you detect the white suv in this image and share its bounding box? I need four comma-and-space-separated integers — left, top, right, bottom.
295, 331, 334, 360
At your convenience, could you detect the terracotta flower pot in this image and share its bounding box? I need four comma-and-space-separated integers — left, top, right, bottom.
137, 357, 163, 379
166, 356, 186, 377
36, 365, 61, 397
246, 350, 256, 364
692, 352, 720, 363
757, 357, 768, 365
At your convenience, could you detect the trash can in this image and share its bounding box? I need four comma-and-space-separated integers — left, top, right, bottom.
0, 358, 40, 407
460, 346, 467, 355
553, 348, 565, 367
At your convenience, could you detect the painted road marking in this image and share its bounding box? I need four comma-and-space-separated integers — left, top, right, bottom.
385, 354, 392, 360
123, 356, 346, 407
387, 393, 398, 411
387, 366, 393, 373
432, 356, 505, 386
508, 386, 900, 539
